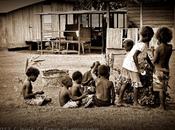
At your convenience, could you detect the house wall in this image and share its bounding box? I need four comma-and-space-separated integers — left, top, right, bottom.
127, 2, 174, 28
127, 2, 175, 47
0, 2, 74, 48
0, 14, 7, 48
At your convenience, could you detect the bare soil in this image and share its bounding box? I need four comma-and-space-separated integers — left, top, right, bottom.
0, 50, 175, 130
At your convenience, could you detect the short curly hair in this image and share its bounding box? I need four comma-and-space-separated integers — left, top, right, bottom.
61, 75, 72, 87
140, 26, 154, 42
123, 39, 134, 51
156, 27, 172, 44
98, 65, 110, 77
26, 67, 40, 77
72, 71, 82, 81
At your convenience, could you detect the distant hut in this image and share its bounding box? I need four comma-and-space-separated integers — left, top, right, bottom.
0, 0, 76, 49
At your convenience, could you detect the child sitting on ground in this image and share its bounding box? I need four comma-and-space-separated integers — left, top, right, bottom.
90, 64, 115, 107
153, 27, 173, 110
59, 75, 88, 108
22, 67, 51, 106
81, 61, 100, 93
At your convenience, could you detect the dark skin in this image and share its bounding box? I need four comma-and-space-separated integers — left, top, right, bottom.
153, 43, 172, 71
133, 42, 154, 73
118, 43, 133, 106
59, 77, 87, 107
92, 63, 115, 105
22, 75, 44, 99
95, 77, 115, 104
132, 42, 154, 106
82, 61, 100, 86
153, 43, 172, 110
71, 77, 83, 97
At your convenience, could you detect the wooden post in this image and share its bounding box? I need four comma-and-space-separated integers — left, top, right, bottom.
58, 14, 61, 52
106, 2, 110, 28
174, 3, 175, 48
140, 2, 143, 28
40, 15, 43, 54
65, 14, 68, 25
104, 2, 110, 54
78, 15, 81, 55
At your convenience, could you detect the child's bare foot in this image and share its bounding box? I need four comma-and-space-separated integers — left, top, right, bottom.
116, 102, 122, 107
133, 102, 143, 108
159, 105, 166, 110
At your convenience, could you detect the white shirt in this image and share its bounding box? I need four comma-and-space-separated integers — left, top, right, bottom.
122, 42, 145, 72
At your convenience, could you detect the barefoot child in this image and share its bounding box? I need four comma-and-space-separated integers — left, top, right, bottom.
81, 61, 100, 93
22, 67, 51, 106
59, 75, 87, 108
71, 71, 83, 97
91, 64, 115, 107
132, 26, 154, 106
117, 39, 136, 106
153, 27, 173, 110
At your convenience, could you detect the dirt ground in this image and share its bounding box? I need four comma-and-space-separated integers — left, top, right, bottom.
0, 49, 175, 130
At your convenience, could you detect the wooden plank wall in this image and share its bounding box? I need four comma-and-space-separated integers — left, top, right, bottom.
127, 3, 140, 27
127, 2, 174, 28
106, 28, 123, 49
0, 2, 73, 48
0, 14, 7, 48
51, 2, 73, 38
3, 3, 43, 48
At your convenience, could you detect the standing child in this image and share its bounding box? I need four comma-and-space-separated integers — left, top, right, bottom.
22, 67, 51, 106
59, 75, 87, 108
117, 39, 135, 106
132, 26, 154, 106
153, 27, 173, 110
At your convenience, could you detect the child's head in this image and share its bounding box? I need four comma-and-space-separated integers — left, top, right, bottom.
140, 26, 154, 42
98, 65, 110, 78
61, 75, 73, 88
26, 67, 40, 82
156, 27, 172, 44
123, 39, 134, 52
72, 71, 83, 84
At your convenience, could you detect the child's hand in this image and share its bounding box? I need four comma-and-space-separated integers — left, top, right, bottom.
36, 91, 44, 95
95, 61, 100, 67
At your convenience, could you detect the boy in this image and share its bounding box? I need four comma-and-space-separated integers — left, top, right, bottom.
117, 39, 135, 106
132, 26, 154, 107
71, 71, 83, 97
91, 64, 115, 107
153, 27, 173, 110
59, 75, 87, 108
81, 61, 100, 93
22, 67, 51, 106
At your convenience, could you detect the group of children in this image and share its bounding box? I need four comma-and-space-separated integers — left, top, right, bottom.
117, 26, 173, 110
22, 26, 173, 110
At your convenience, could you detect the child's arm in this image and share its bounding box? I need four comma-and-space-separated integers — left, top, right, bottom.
91, 61, 99, 80
23, 81, 44, 99
153, 47, 160, 64
69, 91, 88, 101
146, 54, 154, 69
23, 85, 36, 99
133, 50, 141, 73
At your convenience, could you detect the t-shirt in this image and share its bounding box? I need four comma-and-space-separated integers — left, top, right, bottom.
122, 42, 145, 72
